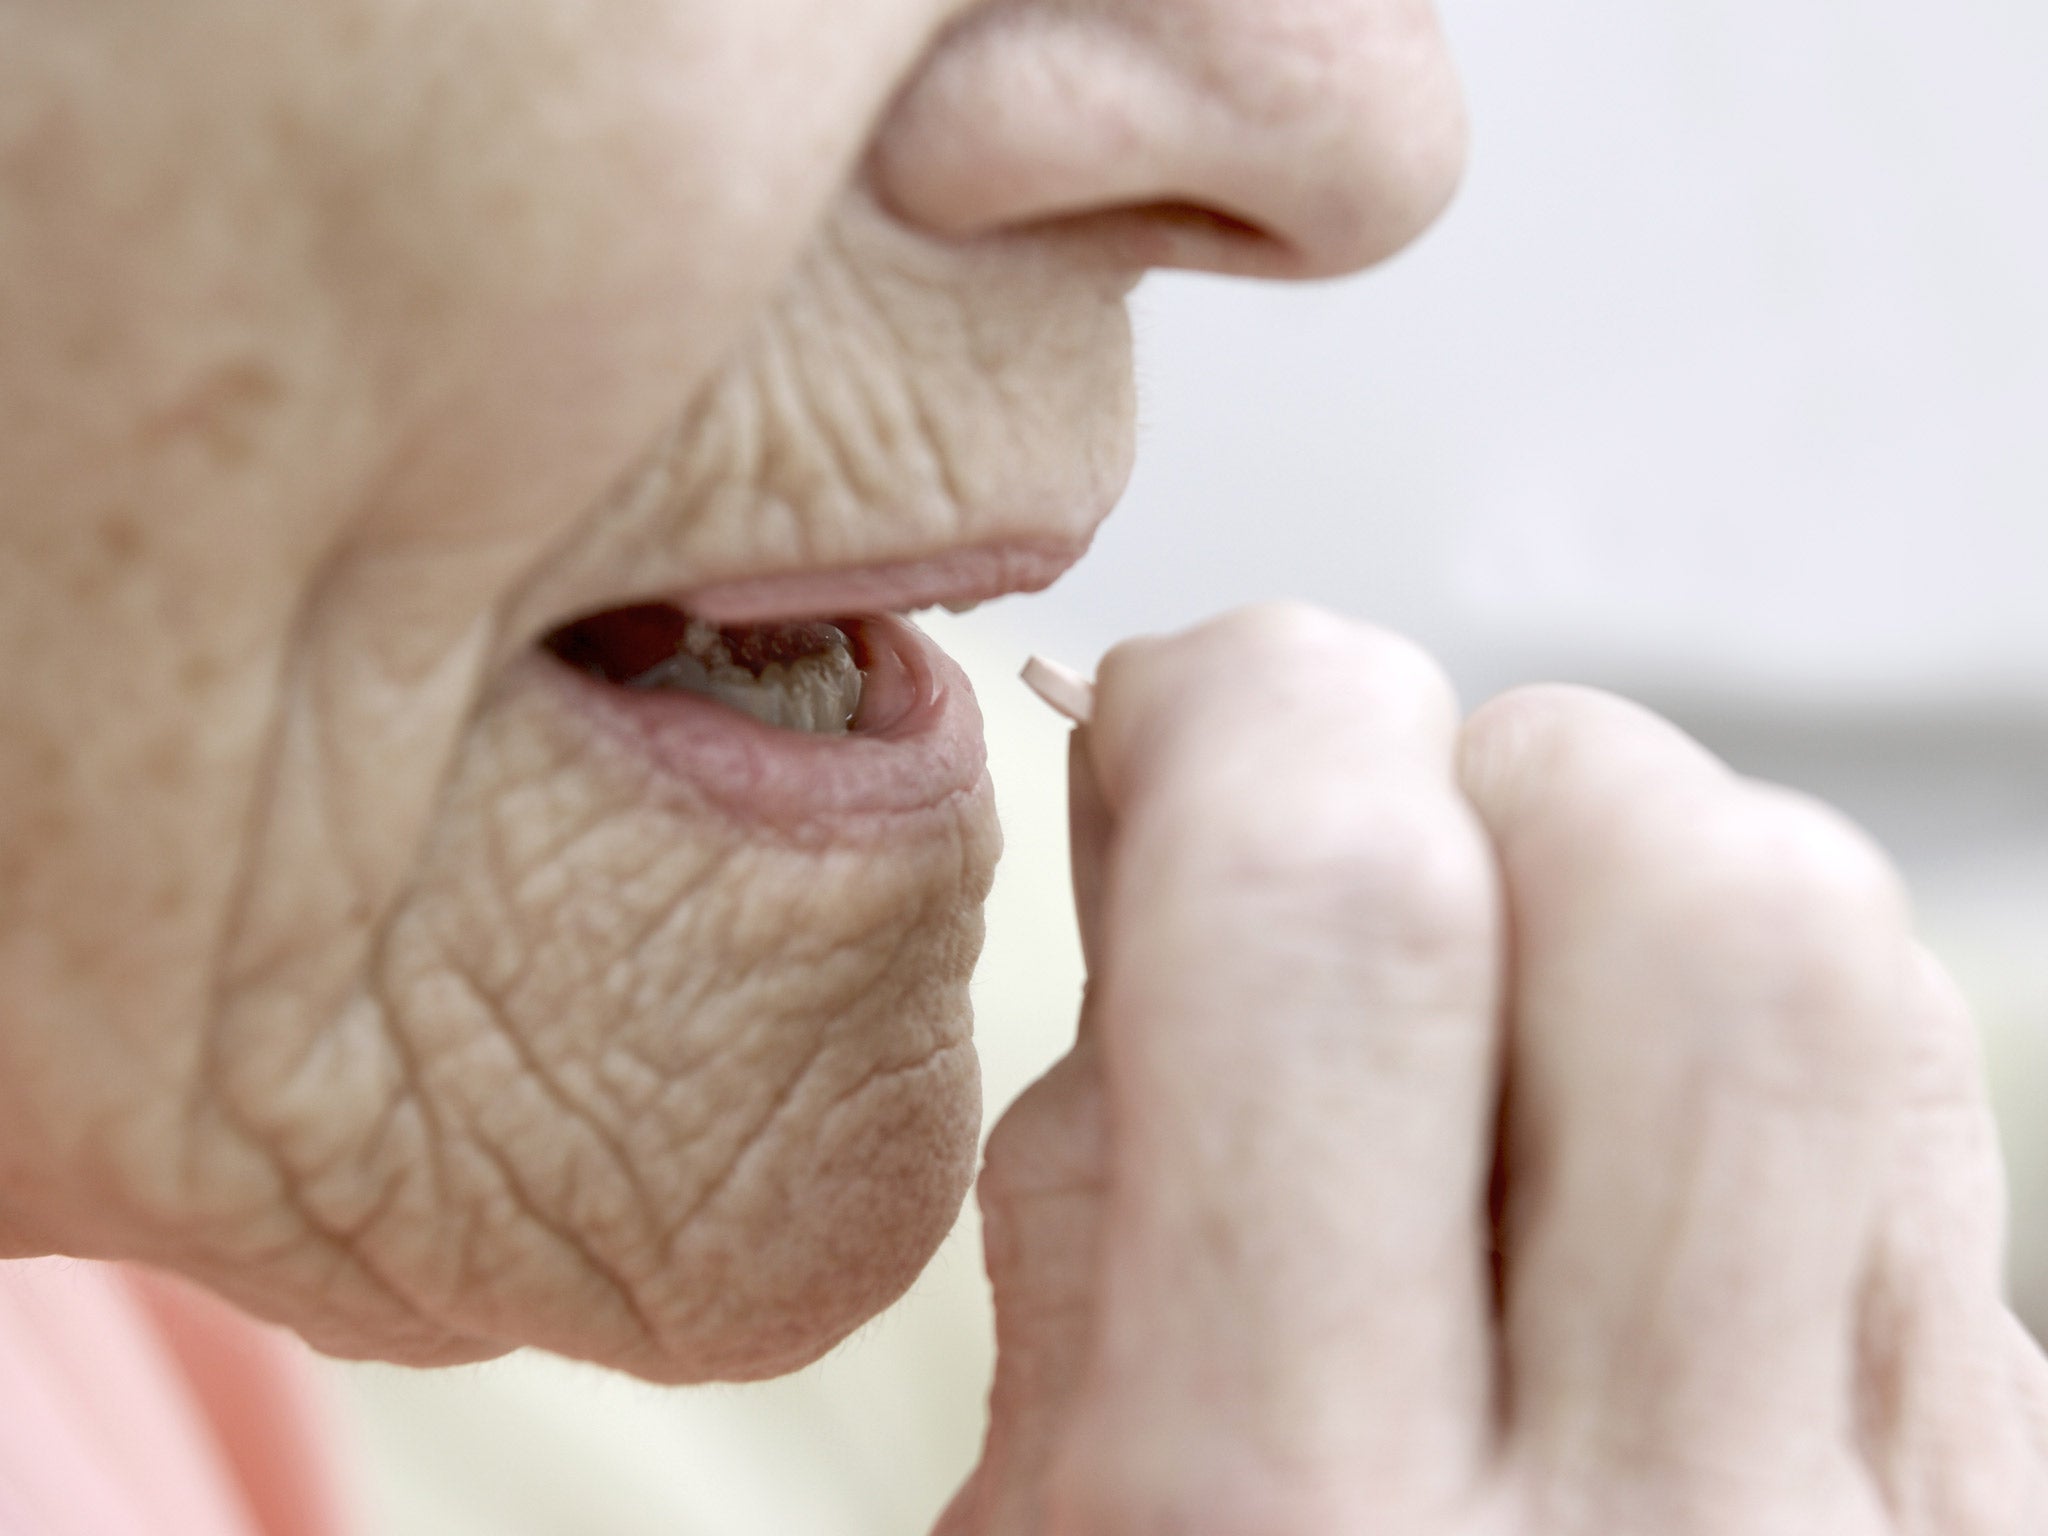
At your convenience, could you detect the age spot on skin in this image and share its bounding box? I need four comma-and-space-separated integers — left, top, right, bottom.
142, 359, 288, 466
97, 512, 143, 563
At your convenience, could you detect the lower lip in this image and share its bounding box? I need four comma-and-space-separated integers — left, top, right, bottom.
524, 614, 989, 836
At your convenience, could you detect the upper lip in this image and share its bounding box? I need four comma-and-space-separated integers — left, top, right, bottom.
671, 536, 1095, 626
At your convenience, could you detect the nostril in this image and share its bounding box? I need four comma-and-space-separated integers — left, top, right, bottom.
1134, 201, 1303, 269
1139, 202, 1273, 245
1028, 200, 1303, 278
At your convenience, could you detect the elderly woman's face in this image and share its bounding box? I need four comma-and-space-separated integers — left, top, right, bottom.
0, 0, 1462, 1377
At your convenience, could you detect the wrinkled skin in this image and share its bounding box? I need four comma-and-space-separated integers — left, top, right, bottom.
5, 3, 2047, 1533
0, 0, 1461, 1377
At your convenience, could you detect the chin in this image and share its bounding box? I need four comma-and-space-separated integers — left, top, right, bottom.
662, 1024, 984, 1384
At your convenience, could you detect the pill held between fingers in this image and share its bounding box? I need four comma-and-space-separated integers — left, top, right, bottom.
1021, 655, 1095, 725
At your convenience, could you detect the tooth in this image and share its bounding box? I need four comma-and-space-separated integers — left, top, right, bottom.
629, 621, 863, 734
631, 652, 712, 693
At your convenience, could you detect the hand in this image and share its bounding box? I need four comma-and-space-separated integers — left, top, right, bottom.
940, 605, 2048, 1534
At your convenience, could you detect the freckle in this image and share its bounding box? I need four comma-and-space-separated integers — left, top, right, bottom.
99, 513, 144, 563
178, 652, 225, 694
144, 360, 288, 466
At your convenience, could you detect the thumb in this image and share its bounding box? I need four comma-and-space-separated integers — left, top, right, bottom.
1068, 729, 1111, 984
940, 711, 1115, 1533
936, 1035, 1107, 1536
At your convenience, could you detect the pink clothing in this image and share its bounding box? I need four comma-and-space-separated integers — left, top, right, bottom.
0, 1260, 351, 1536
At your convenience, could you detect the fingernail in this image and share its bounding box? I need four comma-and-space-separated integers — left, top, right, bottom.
1022, 655, 1095, 725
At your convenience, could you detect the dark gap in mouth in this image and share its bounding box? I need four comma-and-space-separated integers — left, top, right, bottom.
544, 603, 699, 685
542, 603, 866, 686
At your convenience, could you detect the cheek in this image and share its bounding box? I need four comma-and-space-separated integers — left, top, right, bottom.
304, 3, 947, 554
3, 2, 937, 617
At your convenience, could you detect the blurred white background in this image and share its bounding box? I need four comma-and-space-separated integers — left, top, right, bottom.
331, 3, 2048, 1530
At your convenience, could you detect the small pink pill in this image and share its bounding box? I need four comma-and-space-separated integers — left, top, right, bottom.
1021, 655, 1095, 725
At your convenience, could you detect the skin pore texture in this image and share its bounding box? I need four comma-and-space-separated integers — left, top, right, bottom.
5, 2, 2048, 1533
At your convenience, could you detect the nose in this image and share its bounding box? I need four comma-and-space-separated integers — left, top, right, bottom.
869, 0, 1468, 279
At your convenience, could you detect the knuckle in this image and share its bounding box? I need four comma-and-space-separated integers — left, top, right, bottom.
1136, 603, 1456, 713
1461, 682, 1612, 784
1465, 680, 1614, 744
1611, 785, 1909, 1092
1216, 603, 1455, 701
1669, 787, 1902, 950
1196, 599, 1358, 653
1162, 785, 1497, 965
1461, 683, 1716, 826
1095, 608, 1460, 806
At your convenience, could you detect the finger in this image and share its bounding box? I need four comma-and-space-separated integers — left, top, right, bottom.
937, 727, 1130, 1532
1052, 605, 1503, 1529
938, 1039, 1108, 1536
1068, 730, 1111, 983
1461, 686, 1911, 1517
1860, 947, 2047, 1533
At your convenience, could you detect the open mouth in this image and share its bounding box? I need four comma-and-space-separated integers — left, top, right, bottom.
542, 604, 933, 740
548, 606, 866, 736
525, 544, 1086, 827
533, 599, 980, 829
